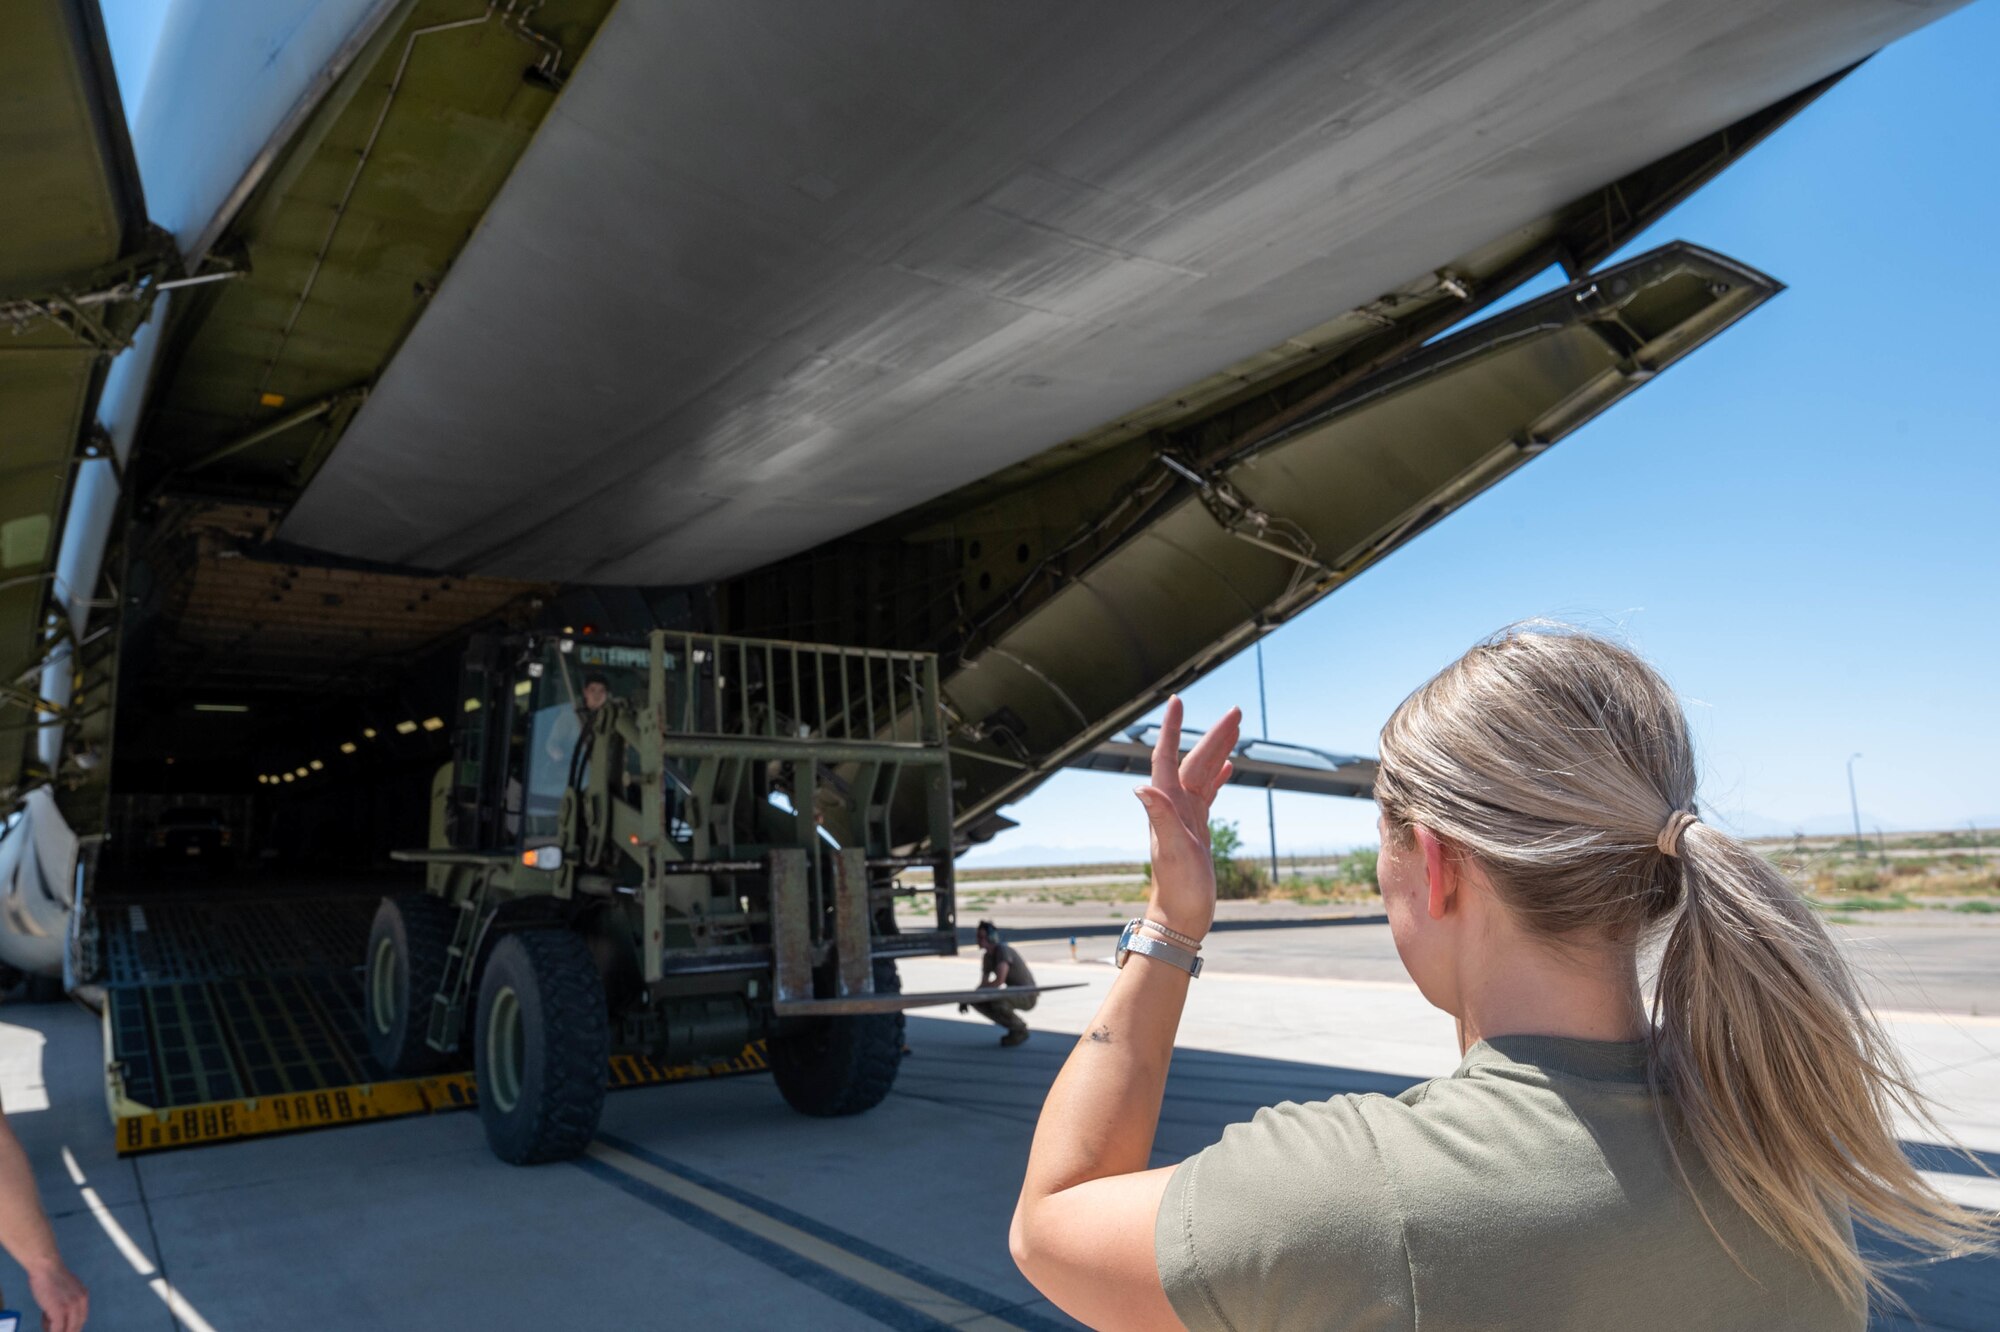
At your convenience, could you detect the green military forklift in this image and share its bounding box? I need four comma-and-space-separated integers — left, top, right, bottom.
361, 629, 1052, 1163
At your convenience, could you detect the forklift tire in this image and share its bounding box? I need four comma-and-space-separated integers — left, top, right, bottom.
475, 930, 609, 1164
769, 959, 904, 1118
365, 894, 455, 1075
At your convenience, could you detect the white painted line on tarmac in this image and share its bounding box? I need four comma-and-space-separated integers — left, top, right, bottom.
62, 1145, 226, 1329
1921, 1170, 2000, 1212
150, 1275, 221, 1332
1874, 1009, 2000, 1029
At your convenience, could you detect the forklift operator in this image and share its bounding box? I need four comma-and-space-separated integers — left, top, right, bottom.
545, 671, 612, 766
966, 921, 1037, 1047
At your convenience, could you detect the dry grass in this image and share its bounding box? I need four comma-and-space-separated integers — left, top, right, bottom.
1759, 830, 2000, 912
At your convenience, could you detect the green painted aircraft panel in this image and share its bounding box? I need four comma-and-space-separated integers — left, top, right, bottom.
0, 0, 136, 294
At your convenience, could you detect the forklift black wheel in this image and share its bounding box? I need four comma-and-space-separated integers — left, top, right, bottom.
475, 930, 609, 1164
769, 960, 904, 1117
364, 894, 456, 1075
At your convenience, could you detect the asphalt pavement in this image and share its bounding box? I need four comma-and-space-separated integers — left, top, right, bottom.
0, 912, 1991, 1330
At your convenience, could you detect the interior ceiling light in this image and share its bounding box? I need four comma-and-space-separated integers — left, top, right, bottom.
513, 679, 533, 697
294, 766, 308, 777
362, 726, 378, 739
421, 716, 445, 731
193, 703, 249, 713
339, 741, 357, 754
256, 774, 268, 784
395, 720, 418, 735
281, 773, 295, 783
464, 697, 482, 712
309, 759, 324, 771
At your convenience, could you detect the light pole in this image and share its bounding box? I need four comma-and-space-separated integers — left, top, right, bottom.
1257, 640, 1278, 882
1846, 753, 1865, 858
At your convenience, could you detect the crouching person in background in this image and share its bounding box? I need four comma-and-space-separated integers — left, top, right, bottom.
969, 921, 1037, 1047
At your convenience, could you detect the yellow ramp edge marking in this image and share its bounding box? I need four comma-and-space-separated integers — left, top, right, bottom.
111, 1041, 769, 1156
586, 1141, 1035, 1332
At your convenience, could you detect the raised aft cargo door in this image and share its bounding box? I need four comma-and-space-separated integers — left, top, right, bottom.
939, 242, 1784, 827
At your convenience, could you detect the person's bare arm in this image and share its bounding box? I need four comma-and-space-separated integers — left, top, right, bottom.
992, 958, 1010, 987
1010, 697, 1238, 1330
0, 1111, 87, 1332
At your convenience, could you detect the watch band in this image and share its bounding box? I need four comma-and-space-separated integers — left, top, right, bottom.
1117, 925, 1203, 977
1140, 918, 1202, 950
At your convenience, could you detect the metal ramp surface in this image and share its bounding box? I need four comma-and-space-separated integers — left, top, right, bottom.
99, 895, 765, 1154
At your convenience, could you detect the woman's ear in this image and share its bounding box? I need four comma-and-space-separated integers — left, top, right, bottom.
1414, 826, 1457, 921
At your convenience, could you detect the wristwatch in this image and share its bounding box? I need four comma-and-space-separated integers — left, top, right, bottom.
1115, 918, 1202, 977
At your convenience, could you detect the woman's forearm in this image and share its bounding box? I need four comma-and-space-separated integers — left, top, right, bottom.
1011, 948, 1193, 1329
0, 1117, 61, 1273
1021, 951, 1190, 1200
1010, 697, 1238, 1328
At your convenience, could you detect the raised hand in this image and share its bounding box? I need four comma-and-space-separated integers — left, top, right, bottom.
1132, 697, 1240, 942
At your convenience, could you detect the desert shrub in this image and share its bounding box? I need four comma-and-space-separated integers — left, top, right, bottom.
1332, 847, 1380, 893
1208, 819, 1270, 900
1829, 868, 1886, 895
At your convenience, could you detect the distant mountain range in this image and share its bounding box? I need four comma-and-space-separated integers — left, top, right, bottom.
958, 842, 1143, 868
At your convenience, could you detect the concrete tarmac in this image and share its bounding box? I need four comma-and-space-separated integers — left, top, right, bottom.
0, 914, 1992, 1330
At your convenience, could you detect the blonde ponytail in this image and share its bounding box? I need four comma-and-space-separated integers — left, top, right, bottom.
1374, 624, 1990, 1307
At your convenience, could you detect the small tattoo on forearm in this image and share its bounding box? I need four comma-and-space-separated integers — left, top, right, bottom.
1088, 1026, 1113, 1044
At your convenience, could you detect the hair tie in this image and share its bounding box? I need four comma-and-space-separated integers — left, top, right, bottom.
1657, 809, 1699, 858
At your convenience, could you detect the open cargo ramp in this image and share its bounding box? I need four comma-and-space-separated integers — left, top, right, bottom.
97, 892, 768, 1154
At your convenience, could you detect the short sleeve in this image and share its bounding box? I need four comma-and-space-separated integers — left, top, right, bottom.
1154, 1097, 1415, 1332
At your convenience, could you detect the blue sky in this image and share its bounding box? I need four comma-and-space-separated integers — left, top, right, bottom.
99, 3, 1998, 859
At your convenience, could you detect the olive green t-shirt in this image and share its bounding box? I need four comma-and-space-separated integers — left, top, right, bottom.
1155, 1036, 1856, 1332
983, 943, 1037, 992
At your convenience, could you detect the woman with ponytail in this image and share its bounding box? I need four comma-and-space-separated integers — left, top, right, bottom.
1010, 624, 1988, 1329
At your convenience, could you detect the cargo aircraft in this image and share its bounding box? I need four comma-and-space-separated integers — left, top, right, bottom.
0, 0, 1966, 1148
